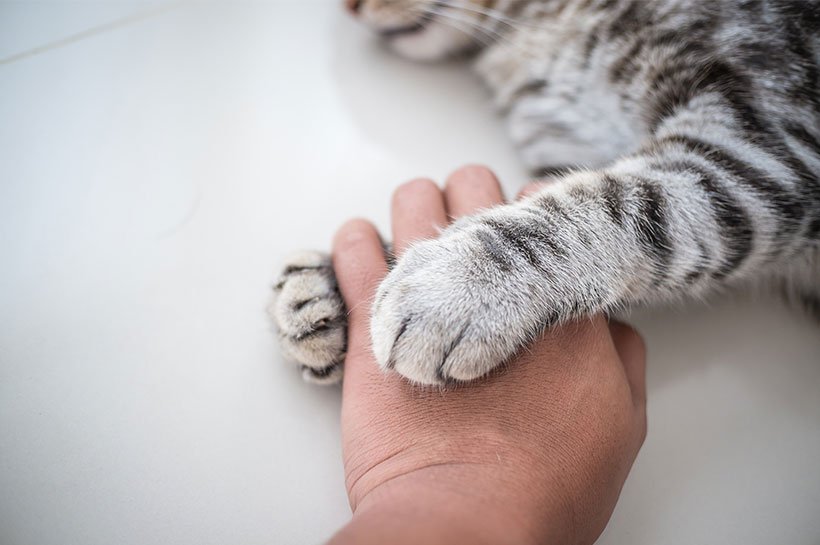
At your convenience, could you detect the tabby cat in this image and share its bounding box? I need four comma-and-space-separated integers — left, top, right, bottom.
270, 0, 820, 385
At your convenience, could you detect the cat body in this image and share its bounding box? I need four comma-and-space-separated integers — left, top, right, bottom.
271, 0, 820, 384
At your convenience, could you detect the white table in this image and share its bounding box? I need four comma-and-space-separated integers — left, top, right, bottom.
1, 2, 818, 544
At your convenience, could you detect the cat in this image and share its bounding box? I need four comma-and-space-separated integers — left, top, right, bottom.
269, 0, 820, 386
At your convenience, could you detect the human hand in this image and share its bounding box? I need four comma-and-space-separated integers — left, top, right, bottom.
327, 167, 647, 545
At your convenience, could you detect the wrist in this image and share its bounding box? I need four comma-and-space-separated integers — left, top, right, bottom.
328, 464, 574, 545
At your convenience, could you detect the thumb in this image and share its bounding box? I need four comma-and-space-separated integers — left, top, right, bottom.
608, 320, 647, 409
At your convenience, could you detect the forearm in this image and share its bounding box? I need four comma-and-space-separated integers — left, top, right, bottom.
327, 502, 511, 545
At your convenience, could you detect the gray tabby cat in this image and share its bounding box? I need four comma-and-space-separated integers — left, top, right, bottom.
269, 0, 820, 385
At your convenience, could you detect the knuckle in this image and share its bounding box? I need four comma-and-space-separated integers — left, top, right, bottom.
635, 410, 648, 446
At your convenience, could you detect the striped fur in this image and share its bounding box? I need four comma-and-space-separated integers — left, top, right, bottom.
271, 0, 820, 385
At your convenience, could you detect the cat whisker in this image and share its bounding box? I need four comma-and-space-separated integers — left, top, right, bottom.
408, 4, 527, 54
405, 4, 495, 48
440, 0, 556, 32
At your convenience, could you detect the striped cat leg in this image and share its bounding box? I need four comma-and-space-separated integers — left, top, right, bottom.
370, 127, 816, 385
269, 251, 347, 384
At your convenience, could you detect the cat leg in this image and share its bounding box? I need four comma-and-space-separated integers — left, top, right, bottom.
371, 124, 818, 385
269, 251, 347, 384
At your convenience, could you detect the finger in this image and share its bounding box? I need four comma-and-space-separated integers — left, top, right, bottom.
332, 218, 387, 336
608, 320, 647, 409
444, 165, 505, 218
391, 178, 448, 258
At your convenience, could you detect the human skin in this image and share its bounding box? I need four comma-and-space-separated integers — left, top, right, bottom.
326, 166, 648, 545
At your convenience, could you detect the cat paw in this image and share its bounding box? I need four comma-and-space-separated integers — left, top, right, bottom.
371, 210, 558, 386
268, 251, 346, 385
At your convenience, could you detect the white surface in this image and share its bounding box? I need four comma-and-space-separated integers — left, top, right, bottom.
1, 2, 819, 544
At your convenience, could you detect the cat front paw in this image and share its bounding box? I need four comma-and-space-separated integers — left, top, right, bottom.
269, 250, 346, 385
371, 211, 560, 385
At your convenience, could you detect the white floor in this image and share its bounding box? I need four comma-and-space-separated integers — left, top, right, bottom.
1, 2, 819, 544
